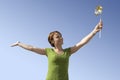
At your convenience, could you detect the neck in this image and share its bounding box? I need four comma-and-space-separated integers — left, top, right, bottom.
54, 45, 63, 51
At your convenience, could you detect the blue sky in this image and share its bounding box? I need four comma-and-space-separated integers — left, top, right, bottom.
0, 0, 120, 80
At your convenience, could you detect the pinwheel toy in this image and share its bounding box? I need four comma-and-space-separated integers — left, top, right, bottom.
95, 5, 103, 38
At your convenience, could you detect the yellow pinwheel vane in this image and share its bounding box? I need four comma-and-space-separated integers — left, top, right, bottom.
95, 5, 103, 16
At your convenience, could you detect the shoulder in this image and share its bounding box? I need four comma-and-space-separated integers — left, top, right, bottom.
45, 48, 52, 52
64, 47, 71, 52
63, 47, 71, 56
64, 47, 77, 55
45, 48, 53, 56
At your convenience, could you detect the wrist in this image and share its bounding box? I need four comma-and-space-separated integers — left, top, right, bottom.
92, 30, 97, 35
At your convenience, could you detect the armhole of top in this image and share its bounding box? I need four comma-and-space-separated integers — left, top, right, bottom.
65, 47, 71, 56
45, 48, 49, 56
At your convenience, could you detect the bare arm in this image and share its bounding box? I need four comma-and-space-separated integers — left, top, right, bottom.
11, 41, 46, 55
70, 19, 103, 54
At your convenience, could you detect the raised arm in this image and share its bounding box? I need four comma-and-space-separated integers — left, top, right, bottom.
11, 41, 46, 55
70, 19, 103, 54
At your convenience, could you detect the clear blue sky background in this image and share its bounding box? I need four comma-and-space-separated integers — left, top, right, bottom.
0, 0, 120, 80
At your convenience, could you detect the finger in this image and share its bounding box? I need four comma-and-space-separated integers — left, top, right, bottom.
11, 45, 14, 47
10, 44, 16, 47
10, 42, 18, 47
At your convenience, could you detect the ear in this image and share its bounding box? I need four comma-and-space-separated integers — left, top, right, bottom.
51, 40, 54, 44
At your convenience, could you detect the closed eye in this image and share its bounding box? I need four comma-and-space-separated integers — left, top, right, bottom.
56, 35, 62, 38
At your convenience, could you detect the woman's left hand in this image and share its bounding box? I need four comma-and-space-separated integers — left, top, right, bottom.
11, 41, 20, 47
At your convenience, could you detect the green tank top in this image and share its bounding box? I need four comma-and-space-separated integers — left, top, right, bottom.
45, 48, 71, 80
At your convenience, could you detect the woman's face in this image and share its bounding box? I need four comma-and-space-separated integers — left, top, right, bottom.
53, 32, 63, 46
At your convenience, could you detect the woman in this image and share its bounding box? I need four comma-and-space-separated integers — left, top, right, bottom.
11, 19, 103, 80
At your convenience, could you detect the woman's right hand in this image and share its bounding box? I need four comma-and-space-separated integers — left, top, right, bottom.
94, 19, 103, 33
11, 41, 20, 47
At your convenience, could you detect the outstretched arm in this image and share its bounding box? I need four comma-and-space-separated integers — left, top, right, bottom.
70, 19, 103, 54
11, 41, 46, 55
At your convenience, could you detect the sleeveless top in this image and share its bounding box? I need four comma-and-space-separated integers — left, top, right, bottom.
45, 48, 71, 80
